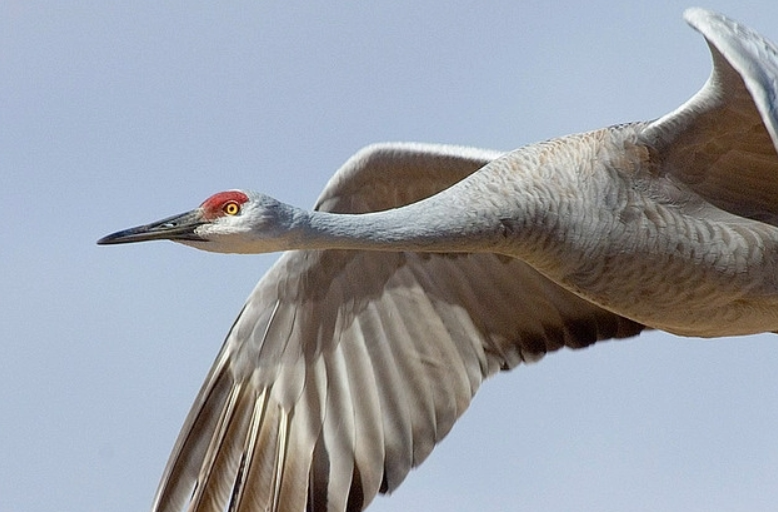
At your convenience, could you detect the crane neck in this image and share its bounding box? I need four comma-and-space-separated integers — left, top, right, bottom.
278, 151, 573, 259
270, 154, 557, 256
292, 197, 512, 254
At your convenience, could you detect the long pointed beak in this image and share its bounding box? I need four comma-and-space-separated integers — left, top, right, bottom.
97, 209, 207, 245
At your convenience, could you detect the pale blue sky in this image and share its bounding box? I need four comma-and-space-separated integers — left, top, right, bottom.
3, 2, 778, 511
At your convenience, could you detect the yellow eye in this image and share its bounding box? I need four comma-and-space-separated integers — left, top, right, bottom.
223, 202, 241, 215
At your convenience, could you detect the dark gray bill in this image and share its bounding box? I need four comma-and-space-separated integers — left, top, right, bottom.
97, 210, 206, 245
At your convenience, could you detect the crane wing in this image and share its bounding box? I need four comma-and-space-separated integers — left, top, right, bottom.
150, 143, 644, 512
641, 8, 778, 225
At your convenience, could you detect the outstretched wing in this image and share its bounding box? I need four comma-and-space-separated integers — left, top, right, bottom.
150, 142, 644, 512
641, 8, 778, 225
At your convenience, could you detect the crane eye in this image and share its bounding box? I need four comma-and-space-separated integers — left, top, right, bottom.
223, 202, 241, 216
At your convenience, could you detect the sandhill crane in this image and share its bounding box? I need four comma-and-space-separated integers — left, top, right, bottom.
98, 8, 778, 512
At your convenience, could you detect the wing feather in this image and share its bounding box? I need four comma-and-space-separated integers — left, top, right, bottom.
187, 381, 245, 512
320, 343, 358, 511
339, 319, 385, 509
150, 345, 236, 512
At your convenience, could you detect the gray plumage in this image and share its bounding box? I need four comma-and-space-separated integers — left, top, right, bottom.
98, 8, 778, 512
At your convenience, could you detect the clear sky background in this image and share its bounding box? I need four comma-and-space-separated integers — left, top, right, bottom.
4, 2, 778, 512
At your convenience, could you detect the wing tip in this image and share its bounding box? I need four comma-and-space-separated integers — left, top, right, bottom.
683, 7, 718, 27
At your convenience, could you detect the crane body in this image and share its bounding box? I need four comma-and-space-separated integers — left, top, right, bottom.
99, 8, 778, 512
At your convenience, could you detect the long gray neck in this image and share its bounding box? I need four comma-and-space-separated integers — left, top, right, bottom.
283, 156, 552, 256
252, 131, 625, 261
294, 197, 510, 254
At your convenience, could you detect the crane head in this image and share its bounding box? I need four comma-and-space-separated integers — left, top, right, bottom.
97, 190, 298, 253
